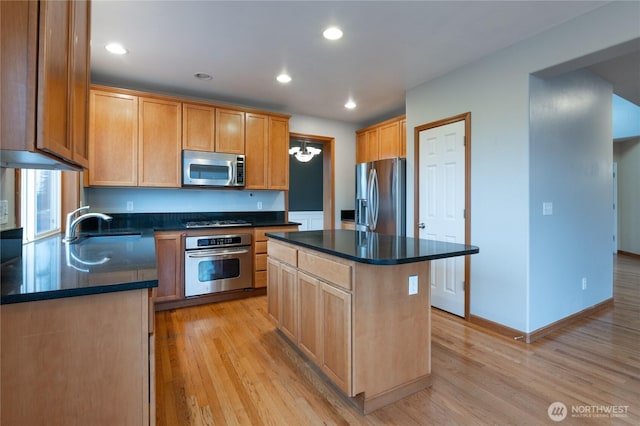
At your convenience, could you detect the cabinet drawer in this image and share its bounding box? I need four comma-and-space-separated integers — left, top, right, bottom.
255, 226, 298, 241
255, 241, 267, 253
267, 240, 297, 266
298, 251, 352, 291
254, 270, 267, 288
255, 253, 267, 271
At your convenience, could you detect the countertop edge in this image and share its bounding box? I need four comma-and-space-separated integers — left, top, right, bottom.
1, 279, 158, 305
266, 231, 479, 265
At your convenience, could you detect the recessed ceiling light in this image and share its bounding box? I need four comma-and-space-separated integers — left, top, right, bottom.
276, 73, 292, 83
345, 100, 356, 109
194, 72, 213, 80
105, 42, 127, 55
323, 26, 343, 41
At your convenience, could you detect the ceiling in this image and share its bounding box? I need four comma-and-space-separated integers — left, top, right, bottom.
90, 1, 636, 126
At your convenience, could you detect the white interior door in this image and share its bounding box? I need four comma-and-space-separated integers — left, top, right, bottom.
418, 120, 466, 317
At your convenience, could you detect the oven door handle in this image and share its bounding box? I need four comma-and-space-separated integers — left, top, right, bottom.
186, 248, 250, 258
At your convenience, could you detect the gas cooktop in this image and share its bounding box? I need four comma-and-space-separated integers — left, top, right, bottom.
184, 219, 251, 229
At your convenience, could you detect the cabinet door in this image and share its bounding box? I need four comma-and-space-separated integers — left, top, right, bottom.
280, 263, 298, 342
88, 90, 138, 186
297, 272, 321, 365
400, 119, 406, 158
154, 232, 183, 303
267, 257, 282, 324
321, 282, 352, 395
356, 128, 379, 164
268, 116, 290, 190
245, 112, 268, 189
215, 108, 245, 154
378, 120, 400, 160
36, 0, 72, 160
68, 0, 90, 167
139, 97, 181, 187
183, 103, 215, 151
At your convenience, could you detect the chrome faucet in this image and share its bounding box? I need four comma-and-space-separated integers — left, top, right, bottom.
63, 206, 113, 242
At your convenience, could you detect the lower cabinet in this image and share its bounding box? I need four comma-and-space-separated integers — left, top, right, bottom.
267, 240, 353, 396
0, 289, 155, 425
154, 231, 184, 303
254, 225, 299, 288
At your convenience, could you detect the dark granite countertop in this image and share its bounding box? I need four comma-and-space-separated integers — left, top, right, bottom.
1, 232, 158, 304
266, 230, 479, 265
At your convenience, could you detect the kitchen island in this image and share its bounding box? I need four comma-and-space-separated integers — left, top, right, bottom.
266, 230, 479, 413
0, 232, 158, 425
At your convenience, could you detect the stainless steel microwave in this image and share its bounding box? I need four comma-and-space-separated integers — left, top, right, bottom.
182, 150, 245, 187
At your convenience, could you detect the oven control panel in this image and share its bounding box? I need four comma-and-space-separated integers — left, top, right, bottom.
185, 233, 252, 250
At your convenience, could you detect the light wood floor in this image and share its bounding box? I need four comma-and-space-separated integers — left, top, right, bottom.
155, 255, 639, 425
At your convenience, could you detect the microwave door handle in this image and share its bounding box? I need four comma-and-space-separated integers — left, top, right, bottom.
187, 248, 250, 258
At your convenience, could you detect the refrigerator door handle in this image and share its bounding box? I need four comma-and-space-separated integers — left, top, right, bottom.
367, 169, 374, 230
370, 168, 379, 230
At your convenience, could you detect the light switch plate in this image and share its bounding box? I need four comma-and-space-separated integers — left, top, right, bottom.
542, 202, 553, 216
408, 275, 418, 295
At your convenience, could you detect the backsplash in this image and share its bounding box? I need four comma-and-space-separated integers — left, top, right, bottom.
84, 187, 285, 213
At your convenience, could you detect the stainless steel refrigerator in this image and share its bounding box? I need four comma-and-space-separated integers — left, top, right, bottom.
355, 158, 406, 235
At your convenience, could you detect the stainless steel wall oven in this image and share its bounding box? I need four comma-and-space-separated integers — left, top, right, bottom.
184, 233, 252, 296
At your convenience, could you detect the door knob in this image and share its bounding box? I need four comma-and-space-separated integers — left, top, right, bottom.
418, 223, 425, 229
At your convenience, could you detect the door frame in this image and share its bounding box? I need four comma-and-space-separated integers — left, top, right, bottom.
288, 132, 335, 230
413, 112, 472, 320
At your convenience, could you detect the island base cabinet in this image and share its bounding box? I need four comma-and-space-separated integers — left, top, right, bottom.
0, 289, 153, 425
267, 238, 433, 414
320, 282, 352, 395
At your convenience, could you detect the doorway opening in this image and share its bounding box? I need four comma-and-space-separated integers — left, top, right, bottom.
288, 133, 335, 230
414, 112, 472, 319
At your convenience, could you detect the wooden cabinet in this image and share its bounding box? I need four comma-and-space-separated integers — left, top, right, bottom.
245, 113, 269, 189
268, 116, 290, 189
356, 128, 379, 164
138, 97, 181, 187
1, 0, 90, 169
253, 225, 298, 288
320, 281, 352, 393
154, 231, 184, 303
216, 108, 245, 154
267, 240, 353, 395
88, 90, 138, 186
245, 114, 290, 190
356, 115, 406, 163
88, 89, 181, 187
1, 289, 154, 425
182, 103, 216, 151
279, 263, 298, 342
87, 85, 290, 188
297, 272, 321, 365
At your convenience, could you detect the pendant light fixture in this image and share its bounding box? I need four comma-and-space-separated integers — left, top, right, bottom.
289, 140, 321, 163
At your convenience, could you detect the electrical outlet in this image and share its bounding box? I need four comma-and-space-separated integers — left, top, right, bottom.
582, 277, 587, 290
408, 275, 418, 295
126, 201, 134, 211
542, 202, 553, 216
257, 201, 263, 210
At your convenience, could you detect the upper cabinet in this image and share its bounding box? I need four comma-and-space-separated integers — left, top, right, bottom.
355, 115, 406, 164
215, 109, 245, 154
245, 113, 290, 190
87, 85, 290, 189
182, 103, 215, 152
88, 89, 181, 187
88, 90, 138, 186
1, 0, 91, 170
